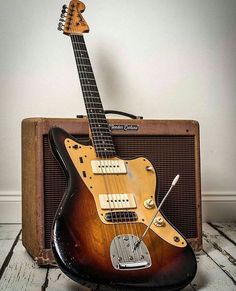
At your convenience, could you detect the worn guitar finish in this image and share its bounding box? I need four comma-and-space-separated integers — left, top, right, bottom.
50, 1, 197, 290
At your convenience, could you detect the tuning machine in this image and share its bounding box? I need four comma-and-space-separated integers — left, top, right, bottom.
60, 4, 68, 18
57, 22, 64, 31
61, 4, 68, 13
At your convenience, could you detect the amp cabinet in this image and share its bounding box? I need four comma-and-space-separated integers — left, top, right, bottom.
22, 117, 201, 265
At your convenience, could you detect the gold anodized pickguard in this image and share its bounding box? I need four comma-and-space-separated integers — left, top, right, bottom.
65, 138, 187, 248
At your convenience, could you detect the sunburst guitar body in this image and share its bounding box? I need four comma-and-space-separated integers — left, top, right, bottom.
50, 1, 197, 290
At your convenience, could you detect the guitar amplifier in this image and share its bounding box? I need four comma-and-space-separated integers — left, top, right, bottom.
22, 117, 202, 265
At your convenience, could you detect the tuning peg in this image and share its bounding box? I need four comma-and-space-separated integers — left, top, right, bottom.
59, 18, 65, 22
57, 22, 64, 31
62, 4, 67, 10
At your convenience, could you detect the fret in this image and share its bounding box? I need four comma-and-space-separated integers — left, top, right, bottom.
81, 80, 97, 86
87, 113, 106, 117
78, 72, 95, 79
82, 85, 98, 90
75, 55, 89, 59
80, 77, 96, 81
87, 112, 105, 116
92, 133, 112, 136
76, 58, 91, 65
93, 140, 114, 145
84, 100, 101, 105
77, 66, 93, 73
85, 103, 103, 108
90, 128, 110, 132
84, 93, 100, 98
91, 130, 111, 135
83, 90, 98, 96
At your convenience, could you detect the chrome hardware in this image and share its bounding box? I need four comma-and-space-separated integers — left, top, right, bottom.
154, 216, 164, 227
57, 22, 64, 31
146, 165, 154, 172
174, 236, 180, 242
110, 234, 151, 271
144, 198, 155, 209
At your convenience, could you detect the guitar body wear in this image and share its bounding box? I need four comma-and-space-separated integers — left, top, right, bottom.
49, 127, 197, 290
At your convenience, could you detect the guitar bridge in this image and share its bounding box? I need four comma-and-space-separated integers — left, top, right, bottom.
110, 234, 152, 271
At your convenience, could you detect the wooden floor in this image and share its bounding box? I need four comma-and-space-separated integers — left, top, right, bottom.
0, 223, 235, 290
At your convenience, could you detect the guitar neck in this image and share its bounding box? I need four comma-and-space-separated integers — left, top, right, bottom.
71, 34, 116, 158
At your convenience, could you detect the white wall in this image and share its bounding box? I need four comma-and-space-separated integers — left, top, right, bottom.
0, 0, 236, 222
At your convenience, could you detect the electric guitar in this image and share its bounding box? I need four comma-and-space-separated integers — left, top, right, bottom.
50, 1, 197, 289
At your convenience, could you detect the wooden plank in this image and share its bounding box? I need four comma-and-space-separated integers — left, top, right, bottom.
47, 267, 196, 291
190, 250, 236, 290
0, 238, 47, 291
210, 222, 236, 244
46, 268, 91, 291
203, 223, 236, 285
0, 224, 21, 240
0, 224, 21, 268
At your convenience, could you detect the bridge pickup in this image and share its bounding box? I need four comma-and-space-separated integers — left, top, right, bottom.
105, 211, 138, 222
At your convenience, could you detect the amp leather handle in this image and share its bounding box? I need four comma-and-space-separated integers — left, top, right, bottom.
77, 110, 143, 120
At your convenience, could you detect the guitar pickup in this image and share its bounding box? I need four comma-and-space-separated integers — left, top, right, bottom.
99, 193, 136, 210
91, 159, 127, 174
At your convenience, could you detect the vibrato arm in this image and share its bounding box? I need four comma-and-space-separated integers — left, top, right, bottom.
133, 174, 180, 251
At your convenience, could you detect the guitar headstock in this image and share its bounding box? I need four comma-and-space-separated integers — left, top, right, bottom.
58, 0, 89, 35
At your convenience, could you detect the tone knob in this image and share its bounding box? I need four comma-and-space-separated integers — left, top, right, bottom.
144, 199, 155, 209
154, 216, 164, 227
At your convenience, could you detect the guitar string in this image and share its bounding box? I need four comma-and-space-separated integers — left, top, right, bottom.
115, 163, 143, 261
72, 34, 124, 260
74, 35, 143, 263
69, 10, 142, 261
71, 32, 127, 262
76, 34, 133, 262
71, 34, 126, 261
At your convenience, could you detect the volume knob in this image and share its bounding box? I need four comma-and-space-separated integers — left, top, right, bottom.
144, 199, 155, 209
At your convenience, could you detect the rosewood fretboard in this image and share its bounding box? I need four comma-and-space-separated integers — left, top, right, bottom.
71, 34, 116, 158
